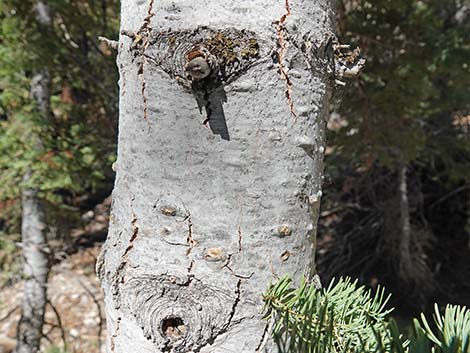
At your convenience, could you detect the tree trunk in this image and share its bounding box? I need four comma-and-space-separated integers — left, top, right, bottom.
16, 170, 50, 353
98, 1, 336, 351
398, 164, 412, 280
15, 3, 52, 353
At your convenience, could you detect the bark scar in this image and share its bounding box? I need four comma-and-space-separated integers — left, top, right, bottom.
274, 0, 296, 118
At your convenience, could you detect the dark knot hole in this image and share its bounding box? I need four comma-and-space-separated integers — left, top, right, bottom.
161, 317, 186, 339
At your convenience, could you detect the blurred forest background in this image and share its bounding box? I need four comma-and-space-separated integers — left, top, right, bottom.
0, 0, 469, 352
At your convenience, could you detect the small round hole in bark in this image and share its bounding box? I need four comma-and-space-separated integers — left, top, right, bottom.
161, 317, 186, 339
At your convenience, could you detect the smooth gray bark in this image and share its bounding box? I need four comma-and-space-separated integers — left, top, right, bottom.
15, 3, 52, 353
98, 1, 336, 352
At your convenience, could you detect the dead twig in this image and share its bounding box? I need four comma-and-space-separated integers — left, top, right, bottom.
0, 305, 20, 322
98, 36, 118, 50
46, 299, 67, 350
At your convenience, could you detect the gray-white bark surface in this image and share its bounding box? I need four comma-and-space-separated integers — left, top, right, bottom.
98, 1, 335, 352
15, 2, 52, 353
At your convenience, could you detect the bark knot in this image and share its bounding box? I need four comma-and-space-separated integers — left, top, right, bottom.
121, 274, 238, 352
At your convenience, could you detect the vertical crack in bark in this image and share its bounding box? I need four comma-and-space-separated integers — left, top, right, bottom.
110, 317, 121, 352
111, 206, 140, 309
185, 213, 196, 255
185, 211, 196, 274
137, 67, 148, 122
122, 214, 139, 259
274, 0, 296, 117
222, 280, 242, 331
237, 202, 243, 252
146, 0, 155, 20
137, 0, 155, 122
119, 49, 127, 96
255, 318, 273, 352
116, 211, 139, 279
197, 279, 242, 351
237, 224, 242, 252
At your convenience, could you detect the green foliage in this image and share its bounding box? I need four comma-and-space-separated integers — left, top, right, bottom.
412, 304, 470, 353
263, 276, 470, 353
319, 0, 470, 305
334, 0, 470, 171
44, 346, 70, 353
0, 0, 119, 232
263, 276, 393, 352
0, 234, 21, 283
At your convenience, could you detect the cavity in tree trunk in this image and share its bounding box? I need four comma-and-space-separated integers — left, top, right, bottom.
15, 3, 52, 353
97, 1, 342, 351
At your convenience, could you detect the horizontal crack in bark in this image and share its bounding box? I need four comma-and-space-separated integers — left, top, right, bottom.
222, 254, 254, 280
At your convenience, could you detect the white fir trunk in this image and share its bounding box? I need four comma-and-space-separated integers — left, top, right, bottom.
98, 1, 335, 352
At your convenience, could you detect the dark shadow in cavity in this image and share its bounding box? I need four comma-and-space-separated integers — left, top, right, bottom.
191, 76, 229, 141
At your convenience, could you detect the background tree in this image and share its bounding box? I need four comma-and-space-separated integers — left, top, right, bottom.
0, 0, 119, 351
318, 0, 470, 311
0, 0, 119, 280
15, 2, 53, 352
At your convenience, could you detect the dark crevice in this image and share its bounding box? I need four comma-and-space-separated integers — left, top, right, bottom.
110, 316, 121, 352
255, 320, 272, 352
222, 280, 242, 331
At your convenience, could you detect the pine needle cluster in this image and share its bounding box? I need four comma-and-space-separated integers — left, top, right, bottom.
262, 276, 470, 353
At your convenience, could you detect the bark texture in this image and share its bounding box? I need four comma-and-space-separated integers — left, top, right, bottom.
15, 3, 52, 353
98, 1, 335, 352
